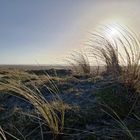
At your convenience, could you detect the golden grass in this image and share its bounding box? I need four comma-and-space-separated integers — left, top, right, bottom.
0, 24, 140, 139
89, 24, 140, 93
0, 72, 65, 139
66, 51, 91, 74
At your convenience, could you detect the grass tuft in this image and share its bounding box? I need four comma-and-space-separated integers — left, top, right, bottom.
66, 51, 91, 75
89, 24, 140, 93
0, 72, 65, 139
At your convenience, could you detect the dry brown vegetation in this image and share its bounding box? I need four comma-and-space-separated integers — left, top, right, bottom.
0, 71, 66, 140
66, 51, 91, 74
87, 25, 140, 94
0, 25, 140, 140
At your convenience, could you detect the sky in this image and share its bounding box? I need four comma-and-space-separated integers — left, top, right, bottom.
0, 0, 140, 65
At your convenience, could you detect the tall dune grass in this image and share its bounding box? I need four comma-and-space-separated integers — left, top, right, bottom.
66, 51, 91, 74
0, 72, 65, 139
89, 24, 140, 93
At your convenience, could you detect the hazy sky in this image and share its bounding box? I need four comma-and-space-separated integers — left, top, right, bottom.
0, 0, 140, 64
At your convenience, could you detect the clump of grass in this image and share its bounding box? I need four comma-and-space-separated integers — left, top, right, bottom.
66, 51, 91, 74
89, 27, 121, 78
0, 73, 65, 140
89, 24, 140, 93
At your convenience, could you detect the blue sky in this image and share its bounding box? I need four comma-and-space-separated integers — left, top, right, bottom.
0, 0, 140, 64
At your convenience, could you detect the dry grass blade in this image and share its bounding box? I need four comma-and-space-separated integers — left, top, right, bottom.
0, 126, 7, 140
100, 103, 136, 140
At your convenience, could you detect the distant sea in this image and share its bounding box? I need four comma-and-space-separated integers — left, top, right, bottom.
0, 65, 105, 71
0, 64, 70, 70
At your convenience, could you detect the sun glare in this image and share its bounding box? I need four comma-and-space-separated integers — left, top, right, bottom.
109, 27, 119, 36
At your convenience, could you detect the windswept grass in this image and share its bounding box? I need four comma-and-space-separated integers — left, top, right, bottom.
1, 24, 140, 140
89, 24, 140, 93
0, 72, 65, 140
66, 51, 91, 74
